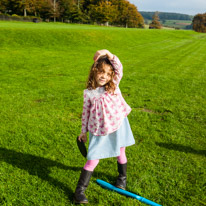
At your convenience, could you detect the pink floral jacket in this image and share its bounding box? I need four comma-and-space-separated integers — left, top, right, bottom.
81, 55, 131, 136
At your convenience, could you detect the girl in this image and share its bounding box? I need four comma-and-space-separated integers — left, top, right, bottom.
74, 49, 135, 204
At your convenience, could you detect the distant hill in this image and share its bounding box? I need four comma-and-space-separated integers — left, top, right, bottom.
140, 11, 193, 21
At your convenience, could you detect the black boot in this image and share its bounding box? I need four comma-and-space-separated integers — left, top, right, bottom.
74, 169, 93, 204
115, 162, 127, 190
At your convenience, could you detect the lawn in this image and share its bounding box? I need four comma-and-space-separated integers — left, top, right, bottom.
0, 21, 206, 206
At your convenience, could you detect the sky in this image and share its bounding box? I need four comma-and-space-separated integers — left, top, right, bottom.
129, 0, 206, 16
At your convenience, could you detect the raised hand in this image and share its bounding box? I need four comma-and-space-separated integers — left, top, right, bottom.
93, 49, 113, 62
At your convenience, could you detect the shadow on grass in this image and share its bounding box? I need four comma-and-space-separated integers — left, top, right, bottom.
156, 142, 206, 156
0, 147, 115, 202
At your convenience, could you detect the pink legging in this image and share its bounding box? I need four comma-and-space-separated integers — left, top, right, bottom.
83, 147, 127, 171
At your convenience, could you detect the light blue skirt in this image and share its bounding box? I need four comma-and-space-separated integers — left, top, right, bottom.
87, 117, 135, 160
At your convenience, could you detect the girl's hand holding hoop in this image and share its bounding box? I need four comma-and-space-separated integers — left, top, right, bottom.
78, 133, 87, 143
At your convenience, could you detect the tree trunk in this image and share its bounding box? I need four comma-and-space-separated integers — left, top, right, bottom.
24, 8, 27, 17
54, 0, 56, 22
78, 0, 80, 9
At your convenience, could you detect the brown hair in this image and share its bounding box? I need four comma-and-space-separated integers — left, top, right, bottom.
86, 55, 116, 94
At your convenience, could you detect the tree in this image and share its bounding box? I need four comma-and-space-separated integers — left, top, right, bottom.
88, 1, 115, 24
58, 0, 74, 22
32, 0, 46, 17
68, 4, 85, 23
0, 0, 144, 27
126, 3, 144, 28
149, 11, 162, 29
38, 0, 53, 20
111, 0, 144, 28
52, 0, 60, 22
193, 13, 206, 33
21, 0, 37, 16
0, 0, 8, 14
2, 0, 23, 16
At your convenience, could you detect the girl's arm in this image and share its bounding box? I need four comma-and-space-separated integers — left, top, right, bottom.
93, 49, 123, 85
109, 55, 123, 86
80, 90, 91, 139
93, 49, 113, 61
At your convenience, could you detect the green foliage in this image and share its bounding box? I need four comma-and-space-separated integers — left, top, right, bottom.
0, 13, 42, 22
0, 0, 144, 28
11, 14, 19, 17
115, 0, 144, 28
0, 21, 206, 206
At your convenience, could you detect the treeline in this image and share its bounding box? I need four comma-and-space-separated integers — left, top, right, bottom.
0, 0, 144, 28
140, 11, 193, 21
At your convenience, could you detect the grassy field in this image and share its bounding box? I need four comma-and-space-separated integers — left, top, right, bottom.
163, 20, 192, 30
0, 21, 206, 206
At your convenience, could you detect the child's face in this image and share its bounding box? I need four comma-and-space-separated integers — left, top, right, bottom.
95, 64, 113, 87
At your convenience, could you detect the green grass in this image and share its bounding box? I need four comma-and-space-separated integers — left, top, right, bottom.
0, 21, 206, 206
